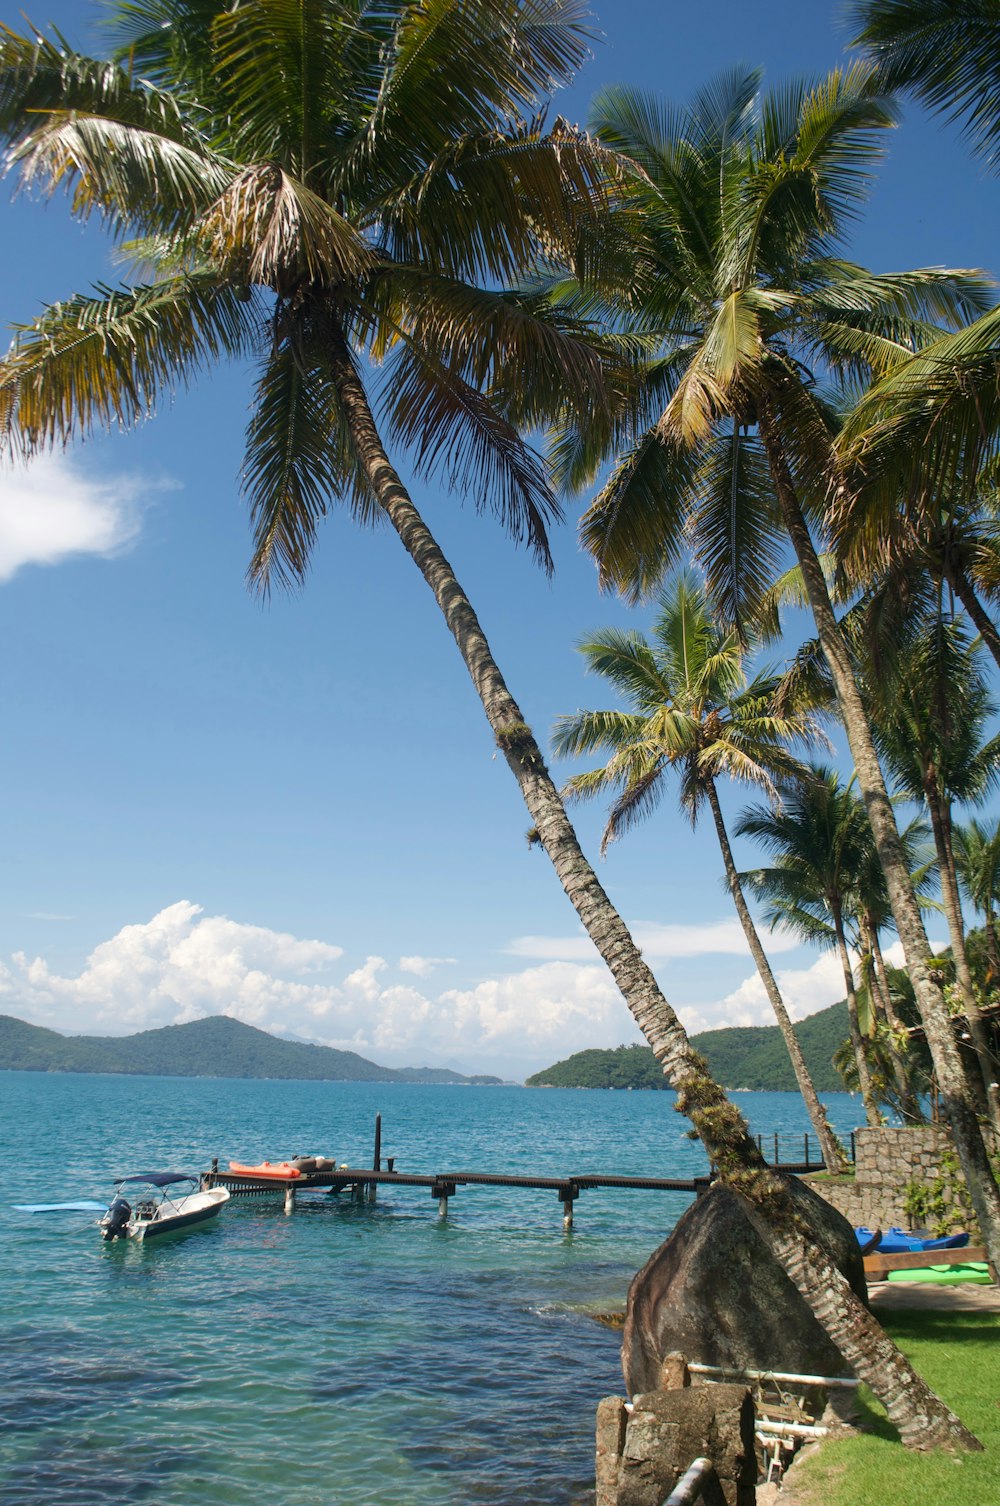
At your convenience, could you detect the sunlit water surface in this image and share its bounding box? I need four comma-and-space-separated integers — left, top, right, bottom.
0, 1074, 864, 1504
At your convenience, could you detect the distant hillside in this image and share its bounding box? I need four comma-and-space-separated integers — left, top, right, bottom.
526, 1002, 849, 1091
0, 1013, 503, 1085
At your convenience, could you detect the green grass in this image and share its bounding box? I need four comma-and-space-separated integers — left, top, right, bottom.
792, 1311, 1000, 1506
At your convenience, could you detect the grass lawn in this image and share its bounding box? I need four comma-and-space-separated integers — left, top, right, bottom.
791, 1310, 999, 1506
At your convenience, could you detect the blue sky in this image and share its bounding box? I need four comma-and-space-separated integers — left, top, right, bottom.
0, 0, 997, 1080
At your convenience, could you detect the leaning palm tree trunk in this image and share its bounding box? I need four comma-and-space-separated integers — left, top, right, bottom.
948, 566, 1000, 675
928, 794, 1000, 1138
705, 778, 848, 1172
758, 393, 1000, 1271
328, 330, 978, 1448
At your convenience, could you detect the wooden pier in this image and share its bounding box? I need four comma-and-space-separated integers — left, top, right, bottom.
201, 1116, 831, 1229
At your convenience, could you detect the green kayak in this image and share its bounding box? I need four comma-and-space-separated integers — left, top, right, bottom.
887, 1262, 991, 1285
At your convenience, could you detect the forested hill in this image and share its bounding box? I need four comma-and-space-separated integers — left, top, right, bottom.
0, 1013, 503, 1084
526, 1002, 849, 1091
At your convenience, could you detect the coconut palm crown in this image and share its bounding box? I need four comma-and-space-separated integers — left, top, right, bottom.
0, 0, 614, 574
552, 572, 849, 1171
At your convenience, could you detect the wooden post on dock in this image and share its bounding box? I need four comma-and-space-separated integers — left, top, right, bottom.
284, 1184, 296, 1215
368, 1113, 381, 1203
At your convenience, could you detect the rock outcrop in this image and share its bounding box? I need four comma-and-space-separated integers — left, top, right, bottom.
622, 1176, 866, 1394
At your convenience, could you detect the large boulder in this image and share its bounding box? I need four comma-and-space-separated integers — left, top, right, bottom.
622, 1177, 866, 1395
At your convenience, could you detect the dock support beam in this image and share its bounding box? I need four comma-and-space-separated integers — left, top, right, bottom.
284, 1184, 296, 1215
559, 1183, 579, 1231
433, 1182, 456, 1219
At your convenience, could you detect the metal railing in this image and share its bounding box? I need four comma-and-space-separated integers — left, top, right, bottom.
664, 1457, 716, 1506
753, 1130, 856, 1167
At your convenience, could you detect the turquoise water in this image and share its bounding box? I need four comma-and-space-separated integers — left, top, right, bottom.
0, 1075, 864, 1504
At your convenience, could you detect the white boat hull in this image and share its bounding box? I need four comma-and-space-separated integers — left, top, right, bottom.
123, 1186, 230, 1241
103, 1180, 230, 1240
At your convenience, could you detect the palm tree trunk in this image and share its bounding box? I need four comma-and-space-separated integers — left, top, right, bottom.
705, 778, 848, 1172
988, 905, 1000, 982
326, 328, 979, 1446
758, 392, 1000, 1270
832, 909, 883, 1128
869, 928, 926, 1123
926, 788, 1000, 1136
949, 565, 1000, 675
864, 917, 924, 1123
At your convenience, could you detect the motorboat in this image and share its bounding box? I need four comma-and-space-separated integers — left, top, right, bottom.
100, 1172, 229, 1242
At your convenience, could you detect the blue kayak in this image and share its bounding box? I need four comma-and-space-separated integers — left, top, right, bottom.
855, 1225, 970, 1254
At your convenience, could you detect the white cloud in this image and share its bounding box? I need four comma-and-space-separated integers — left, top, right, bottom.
506, 917, 801, 963
716, 951, 847, 1029
1, 903, 647, 1078
398, 954, 456, 977
1, 901, 870, 1080
0, 453, 150, 581
7, 901, 345, 1033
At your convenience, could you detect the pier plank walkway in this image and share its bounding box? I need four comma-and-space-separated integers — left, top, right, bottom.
203, 1121, 826, 1227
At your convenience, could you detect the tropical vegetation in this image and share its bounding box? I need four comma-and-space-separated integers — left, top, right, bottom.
4, 0, 1000, 1450
546, 57, 1000, 1268
552, 573, 847, 1168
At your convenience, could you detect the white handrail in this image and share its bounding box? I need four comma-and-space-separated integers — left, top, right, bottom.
688, 1362, 859, 1388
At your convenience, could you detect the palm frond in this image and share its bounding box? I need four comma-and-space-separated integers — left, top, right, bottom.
850, 0, 1000, 170
0, 277, 256, 454
243, 325, 378, 594
378, 339, 560, 571
199, 161, 372, 288
579, 427, 701, 601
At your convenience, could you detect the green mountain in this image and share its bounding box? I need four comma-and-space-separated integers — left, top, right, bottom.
0, 1013, 503, 1085
526, 1001, 849, 1092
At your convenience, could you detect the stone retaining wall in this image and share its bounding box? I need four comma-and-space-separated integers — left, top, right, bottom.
808, 1125, 968, 1231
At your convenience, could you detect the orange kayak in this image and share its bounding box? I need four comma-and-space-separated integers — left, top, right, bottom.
228, 1160, 302, 1179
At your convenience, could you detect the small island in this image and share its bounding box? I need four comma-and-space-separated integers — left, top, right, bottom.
0, 1012, 503, 1085
526, 1001, 848, 1091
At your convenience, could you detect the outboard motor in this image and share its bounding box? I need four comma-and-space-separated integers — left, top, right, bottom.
100, 1196, 132, 1242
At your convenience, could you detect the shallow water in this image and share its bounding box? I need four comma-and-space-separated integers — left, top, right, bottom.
0, 1074, 864, 1504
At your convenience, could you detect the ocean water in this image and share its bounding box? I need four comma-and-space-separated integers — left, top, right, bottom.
0, 1074, 865, 1505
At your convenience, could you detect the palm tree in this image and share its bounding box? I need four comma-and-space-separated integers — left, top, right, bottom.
851, 812, 933, 1122
552, 574, 848, 1171
549, 65, 1000, 1266
0, 7, 978, 1444
867, 618, 1000, 1132
955, 816, 1000, 980
737, 767, 886, 1127
850, 0, 1000, 171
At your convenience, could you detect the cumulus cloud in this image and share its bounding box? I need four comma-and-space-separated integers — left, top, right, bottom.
716, 951, 848, 1028
0, 902, 647, 1076
6, 901, 346, 1033
0, 453, 150, 581
3, 900, 869, 1078
507, 917, 801, 963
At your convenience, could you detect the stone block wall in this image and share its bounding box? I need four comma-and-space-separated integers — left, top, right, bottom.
596, 1384, 756, 1506
808, 1125, 970, 1232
